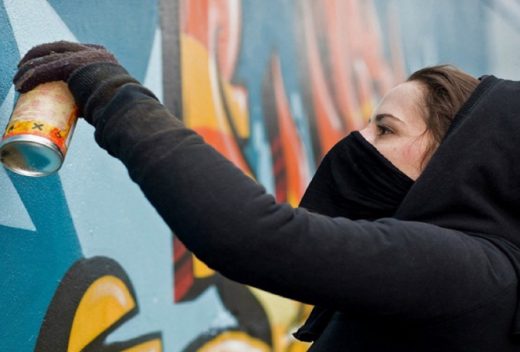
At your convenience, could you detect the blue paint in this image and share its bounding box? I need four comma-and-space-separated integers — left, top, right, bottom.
0, 11, 83, 344
237, 0, 316, 186
47, 0, 158, 81
0, 172, 81, 351
1, 0, 520, 350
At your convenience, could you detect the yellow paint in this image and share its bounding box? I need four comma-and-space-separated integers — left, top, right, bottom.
121, 339, 163, 352
193, 255, 215, 278
181, 34, 249, 138
198, 331, 270, 352
249, 287, 312, 352
287, 340, 311, 352
220, 77, 250, 139
181, 35, 219, 130
269, 322, 311, 352
249, 287, 302, 328
68, 275, 136, 352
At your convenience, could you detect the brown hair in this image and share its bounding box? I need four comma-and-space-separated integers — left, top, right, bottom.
407, 65, 479, 168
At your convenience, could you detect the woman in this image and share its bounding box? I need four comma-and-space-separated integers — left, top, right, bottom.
12, 42, 520, 351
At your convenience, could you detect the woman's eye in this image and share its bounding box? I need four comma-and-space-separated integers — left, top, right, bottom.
377, 125, 392, 135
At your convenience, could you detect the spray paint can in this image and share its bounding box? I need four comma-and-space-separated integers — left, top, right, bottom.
0, 81, 78, 177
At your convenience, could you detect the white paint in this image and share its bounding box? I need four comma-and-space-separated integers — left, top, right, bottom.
252, 119, 275, 195
143, 26, 164, 102
209, 307, 237, 330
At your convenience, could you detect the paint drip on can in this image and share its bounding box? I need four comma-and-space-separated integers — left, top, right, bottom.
0, 81, 79, 177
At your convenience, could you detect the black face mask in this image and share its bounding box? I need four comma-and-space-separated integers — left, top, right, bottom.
294, 131, 415, 343
299, 131, 415, 220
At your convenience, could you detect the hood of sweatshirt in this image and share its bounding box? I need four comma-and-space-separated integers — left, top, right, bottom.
394, 75, 520, 334
395, 75, 519, 247
296, 75, 520, 341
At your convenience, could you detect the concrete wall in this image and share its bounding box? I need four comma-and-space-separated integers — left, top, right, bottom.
1, 0, 519, 351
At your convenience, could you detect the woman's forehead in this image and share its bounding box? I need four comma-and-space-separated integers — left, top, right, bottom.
375, 81, 426, 127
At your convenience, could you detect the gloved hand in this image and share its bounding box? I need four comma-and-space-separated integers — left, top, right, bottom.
13, 40, 118, 93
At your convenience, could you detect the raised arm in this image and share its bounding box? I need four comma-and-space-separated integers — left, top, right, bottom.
12, 40, 515, 323
62, 62, 515, 322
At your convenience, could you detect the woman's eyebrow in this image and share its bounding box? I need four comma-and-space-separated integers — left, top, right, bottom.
372, 113, 405, 124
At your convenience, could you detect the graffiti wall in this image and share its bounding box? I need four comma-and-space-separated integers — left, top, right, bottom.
1, 0, 519, 351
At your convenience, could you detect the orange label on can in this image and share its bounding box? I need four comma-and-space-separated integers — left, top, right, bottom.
2, 81, 78, 154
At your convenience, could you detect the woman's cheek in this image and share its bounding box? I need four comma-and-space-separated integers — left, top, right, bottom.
404, 135, 432, 168
399, 142, 412, 162
401, 141, 423, 171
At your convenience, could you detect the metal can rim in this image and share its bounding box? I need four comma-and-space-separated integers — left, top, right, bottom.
0, 134, 64, 177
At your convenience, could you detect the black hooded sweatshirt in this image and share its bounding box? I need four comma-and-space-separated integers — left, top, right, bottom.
67, 63, 520, 351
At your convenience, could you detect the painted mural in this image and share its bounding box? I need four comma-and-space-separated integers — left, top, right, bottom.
1, 0, 520, 351
171, 0, 406, 350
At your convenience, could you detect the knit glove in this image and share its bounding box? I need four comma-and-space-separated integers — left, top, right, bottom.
13, 40, 118, 93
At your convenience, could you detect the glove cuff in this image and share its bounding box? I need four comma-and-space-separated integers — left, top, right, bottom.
68, 62, 134, 123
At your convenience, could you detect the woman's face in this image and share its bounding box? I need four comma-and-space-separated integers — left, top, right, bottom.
359, 81, 432, 181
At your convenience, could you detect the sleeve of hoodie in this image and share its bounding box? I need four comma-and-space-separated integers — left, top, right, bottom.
68, 63, 515, 321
